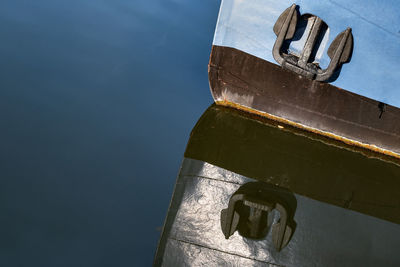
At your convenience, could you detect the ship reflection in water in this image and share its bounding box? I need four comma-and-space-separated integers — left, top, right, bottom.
155, 104, 400, 266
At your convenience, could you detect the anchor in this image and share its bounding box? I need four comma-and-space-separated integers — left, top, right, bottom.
273, 4, 353, 82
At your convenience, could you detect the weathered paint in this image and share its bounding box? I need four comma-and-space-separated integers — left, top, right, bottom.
209, 46, 400, 160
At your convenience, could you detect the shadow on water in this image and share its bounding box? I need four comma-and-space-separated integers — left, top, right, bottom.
186, 104, 400, 224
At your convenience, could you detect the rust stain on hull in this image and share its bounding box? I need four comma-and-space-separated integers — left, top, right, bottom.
209, 45, 400, 161
216, 100, 400, 160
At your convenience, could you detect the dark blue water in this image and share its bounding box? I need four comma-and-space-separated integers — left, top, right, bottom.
0, 0, 219, 265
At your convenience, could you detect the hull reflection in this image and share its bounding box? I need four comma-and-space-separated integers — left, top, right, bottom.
155, 104, 400, 266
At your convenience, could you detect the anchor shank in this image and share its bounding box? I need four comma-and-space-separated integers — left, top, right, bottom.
298, 17, 322, 68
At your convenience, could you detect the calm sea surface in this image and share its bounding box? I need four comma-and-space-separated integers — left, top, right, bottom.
0, 1, 219, 265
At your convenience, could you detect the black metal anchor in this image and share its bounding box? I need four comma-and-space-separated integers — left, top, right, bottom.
273, 4, 353, 82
